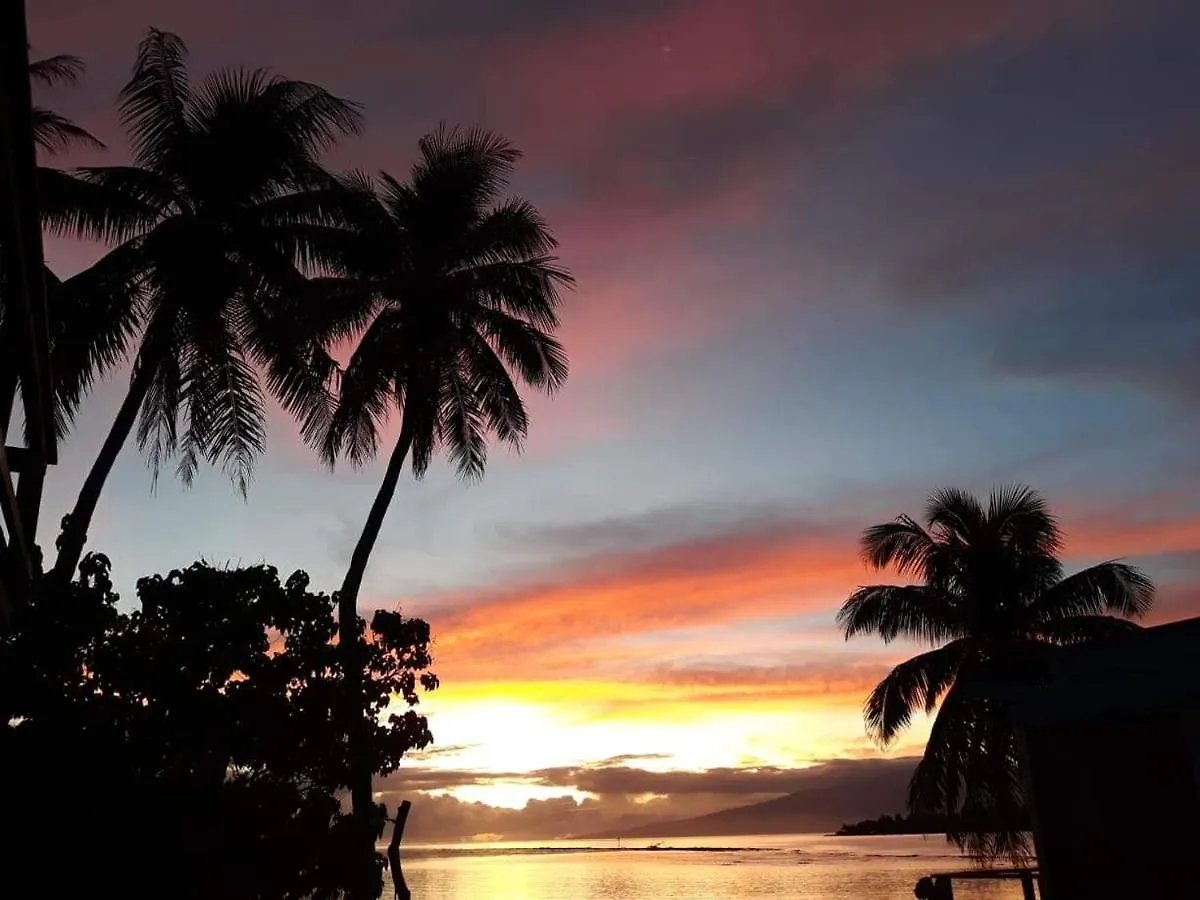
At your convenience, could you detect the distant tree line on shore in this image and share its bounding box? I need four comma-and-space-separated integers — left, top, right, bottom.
835, 808, 1031, 837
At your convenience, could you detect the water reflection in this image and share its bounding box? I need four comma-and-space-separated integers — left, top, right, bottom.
387, 835, 1028, 900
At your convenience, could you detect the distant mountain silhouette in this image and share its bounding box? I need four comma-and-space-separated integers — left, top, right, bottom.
584, 757, 918, 839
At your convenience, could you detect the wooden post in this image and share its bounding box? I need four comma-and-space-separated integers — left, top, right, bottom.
386, 800, 412, 900
1020, 873, 1036, 900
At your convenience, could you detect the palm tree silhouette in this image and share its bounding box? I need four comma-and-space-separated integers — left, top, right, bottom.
50, 29, 362, 581
838, 486, 1154, 859
318, 125, 571, 827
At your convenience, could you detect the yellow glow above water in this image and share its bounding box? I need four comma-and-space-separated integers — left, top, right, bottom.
391, 677, 931, 808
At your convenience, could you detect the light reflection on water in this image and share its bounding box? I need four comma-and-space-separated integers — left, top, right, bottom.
389, 835, 1030, 900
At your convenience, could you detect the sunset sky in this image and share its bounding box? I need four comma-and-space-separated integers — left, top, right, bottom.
26, 0, 1200, 839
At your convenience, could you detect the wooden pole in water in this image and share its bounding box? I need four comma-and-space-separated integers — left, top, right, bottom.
387, 800, 412, 900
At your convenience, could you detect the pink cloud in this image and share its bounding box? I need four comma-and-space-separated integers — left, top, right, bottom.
453, 0, 1105, 158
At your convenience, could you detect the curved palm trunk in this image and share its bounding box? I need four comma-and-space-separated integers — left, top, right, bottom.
339, 422, 413, 895
52, 363, 154, 582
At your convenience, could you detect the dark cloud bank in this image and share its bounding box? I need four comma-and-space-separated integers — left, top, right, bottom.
379, 756, 917, 842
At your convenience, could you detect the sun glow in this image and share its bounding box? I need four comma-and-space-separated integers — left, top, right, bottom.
390, 677, 931, 808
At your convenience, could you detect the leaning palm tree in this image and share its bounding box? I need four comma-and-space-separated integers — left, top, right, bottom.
318, 126, 571, 833
48, 29, 363, 582
838, 486, 1153, 860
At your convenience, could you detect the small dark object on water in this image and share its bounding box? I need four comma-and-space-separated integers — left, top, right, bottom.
914, 875, 953, 899
387, 800, 412, 900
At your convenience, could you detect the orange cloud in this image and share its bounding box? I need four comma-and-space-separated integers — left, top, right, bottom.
423, 521, 863, 674
1067, 511, 1200, 560
400, 502, 1200, 687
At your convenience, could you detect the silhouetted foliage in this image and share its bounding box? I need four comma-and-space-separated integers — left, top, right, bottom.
839, 485, 1153, 861
835, 809, 1029, 836
49, 28, 364, 581
0, 556, 436, 900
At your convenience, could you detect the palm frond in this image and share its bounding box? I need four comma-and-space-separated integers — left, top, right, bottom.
50, 249, 147, 434
31, 108, 104, 153
925, 486, 987, 542
259, 77, 363, 155
322, 312, 402, 466
120, 28, 191, 168
909, 684, 970, 817
134, 314, 185, 490
184, 70, 361, 204
37, 167, 160, 243
461, 330, 529, 446
241, 276, 368, 449
437, 356, 488, 481
464, 198, 559, 264
29, 54, 86, 86
477, 308, 569, 391
413, 124, 520, 210
462, 258, 573, 331
74, 165, 182, 215
1029, 561, 1154, 621
179, 334, 266, 495
861, 515, 936, 575
864, 639, 969, 745
249, 185, 375, 275
988, 484, 1062, 556
404, 383, 439, 478
838, 585, 961, 645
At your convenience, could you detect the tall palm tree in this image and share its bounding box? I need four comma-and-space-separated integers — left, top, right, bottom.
838, 486, 1154, 860
49, 29, 363, 581
318, 126, 571, 831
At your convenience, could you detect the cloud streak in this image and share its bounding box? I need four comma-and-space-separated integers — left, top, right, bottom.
374, 756, 920, 841
400, 495, 1200, 685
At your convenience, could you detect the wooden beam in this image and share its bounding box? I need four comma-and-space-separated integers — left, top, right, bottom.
0, 522, 11, 624
0, 441, 27, 556
0, 441, 30, 620
0, 442, 29, 569
2, 445, 35, 473
16, 464, 45, 549
5, 450, 47, 541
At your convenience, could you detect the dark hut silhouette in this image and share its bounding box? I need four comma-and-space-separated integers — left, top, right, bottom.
988, 616, 1200, 899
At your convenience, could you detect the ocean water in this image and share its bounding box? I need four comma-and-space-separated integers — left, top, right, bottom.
390, 834, 1031, 899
